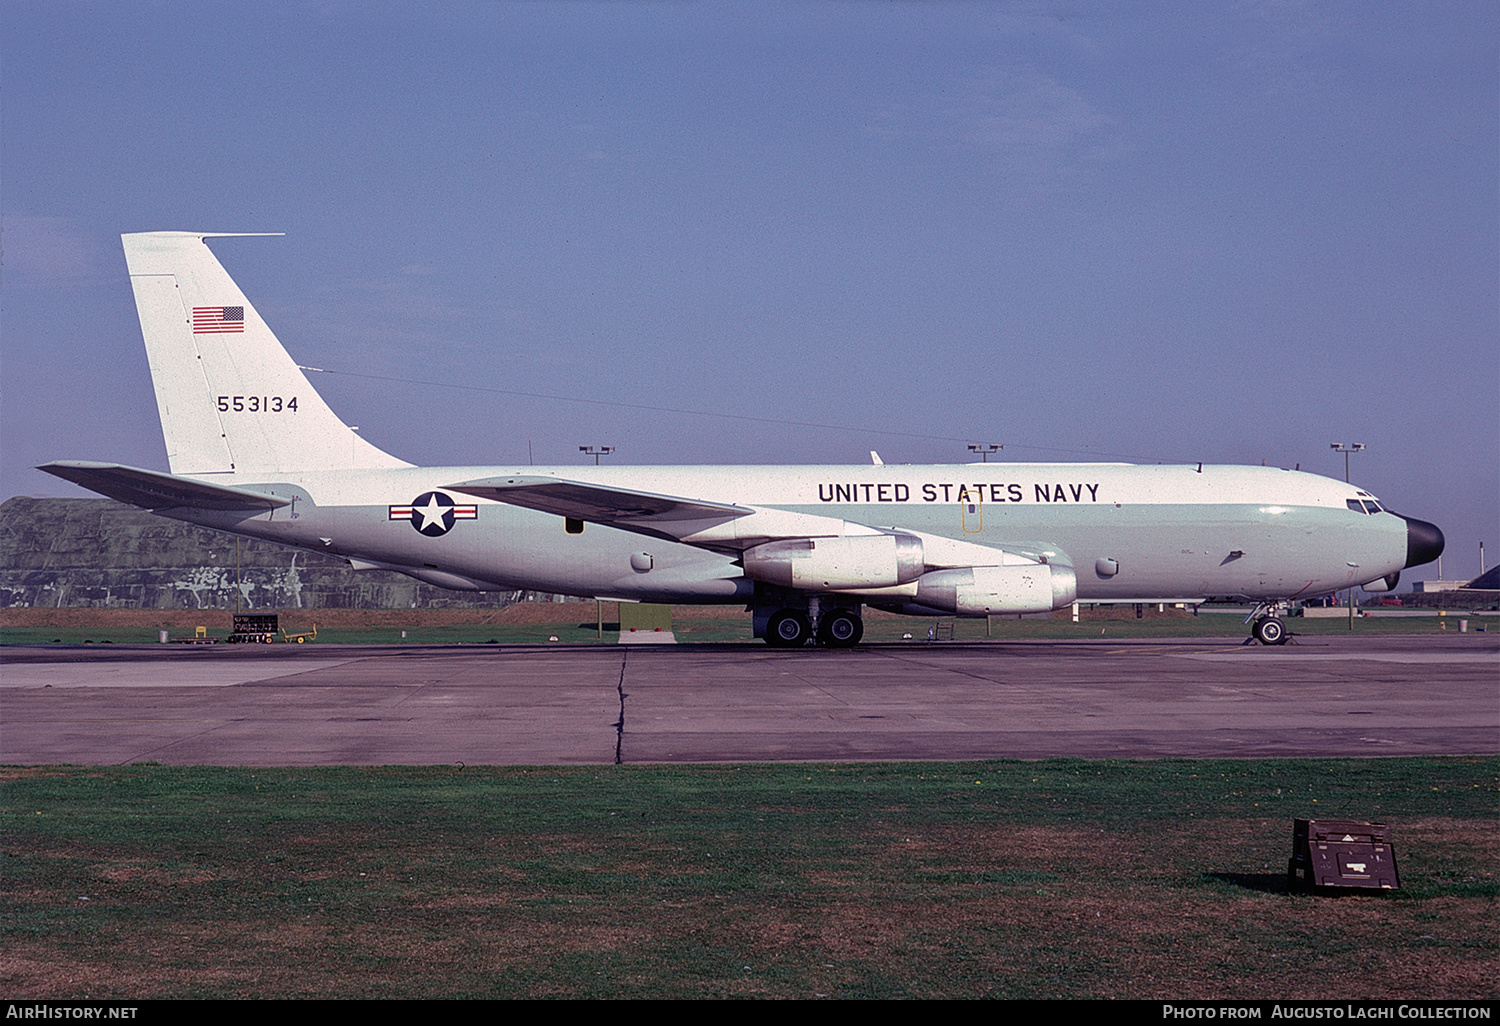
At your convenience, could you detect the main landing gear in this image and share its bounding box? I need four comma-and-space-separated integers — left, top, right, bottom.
1245, 602, 1291, 645
763, 605, 864, 648
765, 609, 812, 647
817, 608, 864, 647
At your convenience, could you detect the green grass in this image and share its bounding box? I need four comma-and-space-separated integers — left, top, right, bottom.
3, 610, 1492, 646
865, 611, 1495, 643
3, 758, 1496, 998
0, 619, 753, 646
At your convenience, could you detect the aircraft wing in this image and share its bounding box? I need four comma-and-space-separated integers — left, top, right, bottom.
36, 461, 290, 511
451, 476, 1077, 608
448, 475, 890, 554
451, 475, 930, 558
446, 476, 750, 524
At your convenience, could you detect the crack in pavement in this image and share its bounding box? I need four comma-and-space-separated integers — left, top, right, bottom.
614, 648, 628, 764
123, 719, 246, 766
869, 647, 1020, 688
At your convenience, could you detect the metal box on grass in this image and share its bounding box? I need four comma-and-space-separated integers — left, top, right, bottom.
1288, 819, 1399, 892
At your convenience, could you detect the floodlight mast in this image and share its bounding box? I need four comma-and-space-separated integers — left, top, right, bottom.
1330, 442, 1367, 629
1330, 442, 1365, 484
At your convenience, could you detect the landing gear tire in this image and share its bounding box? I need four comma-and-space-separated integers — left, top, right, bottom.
817, 609, 864, 648
1253, 616, 1287, 646
765, 609, 812, 648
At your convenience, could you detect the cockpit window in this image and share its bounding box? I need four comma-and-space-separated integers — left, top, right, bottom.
1347, 499, 1365, 513
1362, 500, 1383, 514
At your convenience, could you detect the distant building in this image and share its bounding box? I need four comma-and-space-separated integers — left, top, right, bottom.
1411, 580, 1469, 593
1400, 566, 1498, 610
0, 496, 525, 610
1412, 568, 1500, 594
1466, 566, 1500, 591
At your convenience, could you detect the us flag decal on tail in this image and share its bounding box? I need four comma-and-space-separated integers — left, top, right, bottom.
193, 306, 245, 333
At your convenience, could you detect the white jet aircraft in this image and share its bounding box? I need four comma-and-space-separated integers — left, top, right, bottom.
40, 232, 1444, 646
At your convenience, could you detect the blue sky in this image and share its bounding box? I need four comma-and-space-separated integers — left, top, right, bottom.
4, 1, 1496, 582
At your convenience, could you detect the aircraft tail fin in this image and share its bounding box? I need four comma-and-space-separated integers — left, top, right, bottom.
121, 232, 409, 477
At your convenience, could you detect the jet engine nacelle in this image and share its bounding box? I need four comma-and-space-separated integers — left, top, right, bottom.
914, 563, 1077, 615
743, 533, 925, 590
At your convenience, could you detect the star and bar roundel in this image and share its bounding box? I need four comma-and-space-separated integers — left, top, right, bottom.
389, 491, 478, 537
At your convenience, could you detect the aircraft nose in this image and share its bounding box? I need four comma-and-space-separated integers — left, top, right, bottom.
1395, 514, 1445, 568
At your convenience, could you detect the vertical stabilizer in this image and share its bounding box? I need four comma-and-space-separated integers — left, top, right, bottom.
121, 232, 410, 476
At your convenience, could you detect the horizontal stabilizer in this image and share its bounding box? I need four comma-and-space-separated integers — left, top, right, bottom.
37, 461, 290, 511
447, 476, 749, 524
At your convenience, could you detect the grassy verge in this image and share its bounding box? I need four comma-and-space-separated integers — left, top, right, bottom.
3, 758, 1495, 999
3, 606, 1492, 646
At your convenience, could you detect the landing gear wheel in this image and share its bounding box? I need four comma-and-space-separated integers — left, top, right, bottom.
1253, 616, 1287, 645
765, 609, 812, 648
817, 609, 864, 648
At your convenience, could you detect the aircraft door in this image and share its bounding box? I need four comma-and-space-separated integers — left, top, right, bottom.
961, 489, 982, 533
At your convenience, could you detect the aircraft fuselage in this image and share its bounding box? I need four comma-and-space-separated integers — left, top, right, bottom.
167, 461, 1409, 605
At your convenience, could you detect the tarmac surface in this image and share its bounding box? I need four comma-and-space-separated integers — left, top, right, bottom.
2, 635, 1496, 765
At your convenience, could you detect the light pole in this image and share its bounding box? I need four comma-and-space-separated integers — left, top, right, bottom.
967, 443, 1002, 462
1330, 442, 1365, 484
580, 444, 615, 639
1331, 442, 1366, 629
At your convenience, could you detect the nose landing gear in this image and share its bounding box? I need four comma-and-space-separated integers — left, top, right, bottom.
1245, 602, 1292, 645
1252, 615, 1287, 645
